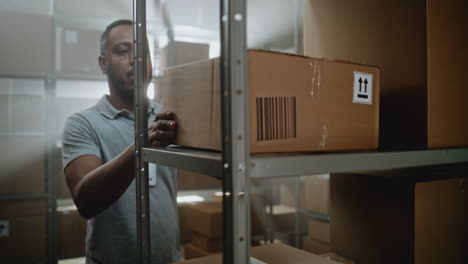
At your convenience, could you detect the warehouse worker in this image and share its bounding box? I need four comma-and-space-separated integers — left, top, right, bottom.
61, 19, 180, 264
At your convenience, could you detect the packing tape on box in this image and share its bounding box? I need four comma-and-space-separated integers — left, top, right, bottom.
310, 60, 322, 97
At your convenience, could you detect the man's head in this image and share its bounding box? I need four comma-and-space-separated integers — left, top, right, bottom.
99, 19, 152, 101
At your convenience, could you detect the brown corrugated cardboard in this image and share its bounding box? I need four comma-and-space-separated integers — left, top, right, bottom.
160, 41, 210, 69
0, 135, 45, 196
304, 0, 427, 149
178, 170, 221, 190
191, 232, 222, 252
0, 12, 53, 73
57, 209, 86, 259
308, 218, 330, 244
426, 0, 468, 148
187, 202, 223, 238
0, 200, 47, 263
330, 174, 466, 264
184, 243, 219, 260
177, 243, 340, 264
163, 50, 380, 153
302, 175, 330, 215
302, 236, 331, 255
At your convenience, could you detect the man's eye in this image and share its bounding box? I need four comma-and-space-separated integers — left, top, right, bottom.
118, 49, 128, 55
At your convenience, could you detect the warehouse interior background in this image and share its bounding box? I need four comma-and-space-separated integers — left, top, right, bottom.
0, 0, 467, 263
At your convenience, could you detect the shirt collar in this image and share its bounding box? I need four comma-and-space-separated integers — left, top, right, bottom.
97, 95, 157, 120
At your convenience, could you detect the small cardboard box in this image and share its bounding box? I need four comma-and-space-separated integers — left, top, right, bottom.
177, 243, 339, 264
163, 50, 379, 153
302, 236, 332, 255
330, 173, 466, 264
0, 200, 47, 263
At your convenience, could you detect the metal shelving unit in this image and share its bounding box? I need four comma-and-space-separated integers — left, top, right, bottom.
133, 1, 468, 264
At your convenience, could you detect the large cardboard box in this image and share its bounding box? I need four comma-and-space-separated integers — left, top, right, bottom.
330, 174, 466, 264
426, 0, 468, 148
57, 208, 86, 259
177, 243, 339, 264
163, 50, 380, 153
0, 200, 47, 263
0, 135, 46, 196
160, 41, 210, 69
304, 0, 468, 149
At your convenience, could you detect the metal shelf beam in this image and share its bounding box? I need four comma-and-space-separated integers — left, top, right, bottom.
142, 147, 222, 178
142, 147, 468, 179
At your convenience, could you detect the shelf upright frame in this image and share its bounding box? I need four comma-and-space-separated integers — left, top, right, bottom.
133, 0, 152, 263
220, 0, 250, 263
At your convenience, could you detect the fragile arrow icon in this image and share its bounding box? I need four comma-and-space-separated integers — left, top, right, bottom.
358, 78, 363, 92
364, 78, 368, 93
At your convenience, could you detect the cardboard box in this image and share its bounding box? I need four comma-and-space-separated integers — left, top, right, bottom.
426, 0, 468, 148
184, 243, 219, 260
59, 27, 101, 74
303, 0, 468, 149
57, 208, 86, 259
187, 202, 223, 238
302, 175, 330, 215
330, 174, 466, 264
163, 50, 380, 153
0, 135, 45, 196
0, 200, 47, 263
302, 236, 332, 255
178, 170, 221, 190
308, 218, 330, 244
177, 243, 339, 264
160, 41, 210, 69
0, 13, 53, 73
280, 174, 330, 216
191, 232, 222, 252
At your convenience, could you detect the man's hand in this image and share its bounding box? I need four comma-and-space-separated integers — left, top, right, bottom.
148, 111, 177, 147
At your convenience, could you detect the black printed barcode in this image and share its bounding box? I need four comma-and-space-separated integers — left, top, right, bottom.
256, 96, 297, 141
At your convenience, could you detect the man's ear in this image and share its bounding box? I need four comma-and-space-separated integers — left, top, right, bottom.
98, 55, 107, 74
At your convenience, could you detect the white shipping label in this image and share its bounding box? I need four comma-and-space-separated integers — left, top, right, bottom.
0, 220, 9, 237
148, 163, 157, 187
353, 72, 373, 104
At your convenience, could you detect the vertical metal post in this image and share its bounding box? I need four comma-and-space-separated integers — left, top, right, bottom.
220, 0, 250, 263
45, 77, 58, 264
294, 0, 304, 55
294, 177, 302, 248
47, 1, 58, 262
133, 0, 151, 263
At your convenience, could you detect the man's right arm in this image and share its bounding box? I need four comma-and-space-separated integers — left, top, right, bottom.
65, 144, 135, 219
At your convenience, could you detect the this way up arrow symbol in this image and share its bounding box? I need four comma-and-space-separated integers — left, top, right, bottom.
364, 78, 368, 93
358, 78, 363, 92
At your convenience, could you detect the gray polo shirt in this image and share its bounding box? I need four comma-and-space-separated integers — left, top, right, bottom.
62, 95, 180, 264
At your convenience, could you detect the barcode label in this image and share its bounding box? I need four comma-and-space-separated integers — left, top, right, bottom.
256, 96, 297, 142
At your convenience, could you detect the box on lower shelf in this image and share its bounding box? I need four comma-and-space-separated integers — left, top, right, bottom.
177, 243, 342, 264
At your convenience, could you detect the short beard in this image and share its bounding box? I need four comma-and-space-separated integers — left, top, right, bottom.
108, 67, 134, 102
